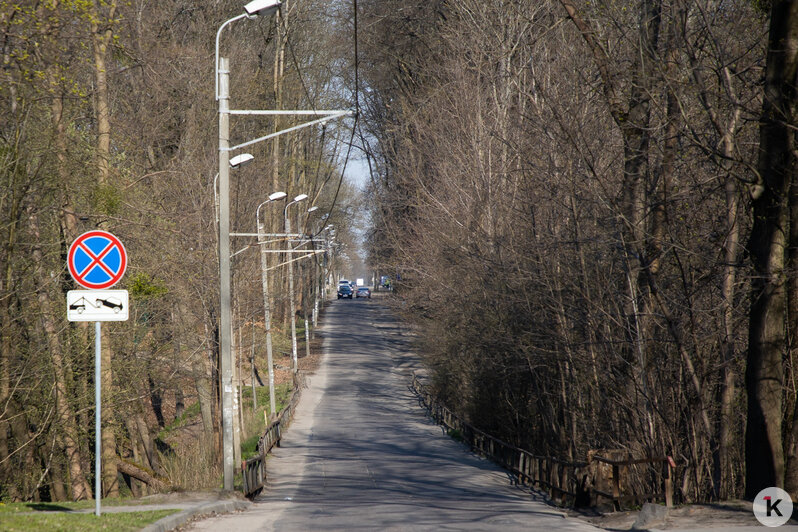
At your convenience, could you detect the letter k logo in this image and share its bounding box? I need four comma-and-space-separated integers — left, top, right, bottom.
765, 496, 783, 517
754, 487, 792, 526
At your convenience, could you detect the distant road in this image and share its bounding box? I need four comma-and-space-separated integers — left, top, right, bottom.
189, 296, 600, 531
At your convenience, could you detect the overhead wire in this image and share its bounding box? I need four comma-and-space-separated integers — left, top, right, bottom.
313, 0, 359, 241
285, 31, 317, 112
284, 18, 333, 238
308, 0, 360, 276
289, 45, 327, 235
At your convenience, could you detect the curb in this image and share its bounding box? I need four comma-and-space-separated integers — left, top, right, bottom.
140, 499, 252, 532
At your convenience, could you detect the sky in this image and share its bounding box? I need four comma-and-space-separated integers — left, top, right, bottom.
344, 156, 371, 190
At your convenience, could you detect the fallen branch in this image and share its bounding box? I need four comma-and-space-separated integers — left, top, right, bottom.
116, 458, 171, 492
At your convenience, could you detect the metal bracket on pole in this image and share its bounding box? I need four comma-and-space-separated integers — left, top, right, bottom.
229, 109, 348, 116
259, 249, 325, 253
230, 232, 303, 237
224, 111, 352, 152
266, 251, 324, 271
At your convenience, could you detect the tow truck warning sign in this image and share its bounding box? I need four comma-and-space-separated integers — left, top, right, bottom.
67, 290, 129, 322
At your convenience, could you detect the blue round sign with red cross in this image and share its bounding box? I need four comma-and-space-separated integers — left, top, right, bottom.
67, 231, 128, 290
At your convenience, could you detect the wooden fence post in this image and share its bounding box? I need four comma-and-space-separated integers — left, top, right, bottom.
612, 463, 621, 511
537, 457, 543, 488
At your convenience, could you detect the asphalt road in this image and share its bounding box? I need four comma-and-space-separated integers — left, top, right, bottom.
188, 296, 601, 531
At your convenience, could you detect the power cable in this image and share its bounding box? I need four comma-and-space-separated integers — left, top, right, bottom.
312, 0, 359, 240
353, 0, 360, 117
285, 31, 318, 112
284, 31, 329, 228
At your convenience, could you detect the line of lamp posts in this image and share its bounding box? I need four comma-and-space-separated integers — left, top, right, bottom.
216, 0, 349, 489
256, 191, 329, 414
217, 168, 332, 467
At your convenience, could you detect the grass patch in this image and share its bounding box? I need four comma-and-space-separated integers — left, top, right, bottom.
0, 508, 177, 531
241, 383, 292, 414
157, 400, 202, 440
240, 383, 293, 460
0, 500, 149, 513
448, 429, 463, 442
297, 318, 309, 337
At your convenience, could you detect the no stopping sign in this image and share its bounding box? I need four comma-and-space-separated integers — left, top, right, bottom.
67, 231, 128, 289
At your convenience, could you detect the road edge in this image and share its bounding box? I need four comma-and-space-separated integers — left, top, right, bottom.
140, 499, 252, 532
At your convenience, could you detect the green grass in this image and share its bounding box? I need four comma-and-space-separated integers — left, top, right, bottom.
241, 432, 262, 461
241, 383, 293, 413
157, 400, 202, 440
297, 318, 309, 337
0, 503, 177, 531
448, 429, 463, 442
240, 383, 293, 460
0, 500, 150, 513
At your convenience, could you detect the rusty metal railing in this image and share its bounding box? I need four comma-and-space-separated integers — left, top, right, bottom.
242, 375, 303, 497
411, 373, 674, 509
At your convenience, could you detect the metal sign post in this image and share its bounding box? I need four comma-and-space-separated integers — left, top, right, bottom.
66, 231, 128, 517
95, 321, 101, 517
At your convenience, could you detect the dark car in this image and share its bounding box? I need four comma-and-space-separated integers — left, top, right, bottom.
356, 287, 371, 299
96, 297, 123, 312
337, 285, 353, 299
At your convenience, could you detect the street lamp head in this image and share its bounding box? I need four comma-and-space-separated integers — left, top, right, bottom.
269, 191, 287, 201
293, 194, 309, 202
229, 153, 254, 168
244, 0, 281, 18
307, 206, 319, 213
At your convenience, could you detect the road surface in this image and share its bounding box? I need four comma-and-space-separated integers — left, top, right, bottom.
189, 296, 600, 531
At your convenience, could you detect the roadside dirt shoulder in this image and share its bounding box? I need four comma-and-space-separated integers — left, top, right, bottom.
578, 500, 795, 530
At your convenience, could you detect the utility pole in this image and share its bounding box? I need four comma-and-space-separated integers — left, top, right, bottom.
257, 202, 282, 416
214, 0, 345, 490
286, 212, 298, 373
218, 56, 235, 490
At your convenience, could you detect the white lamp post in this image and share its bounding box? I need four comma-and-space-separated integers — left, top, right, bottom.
215, 0, 349, 491
302, 206, 319, 355
284, 194, 308, 373
216, 0, 281, 491
256, 191, 287, 416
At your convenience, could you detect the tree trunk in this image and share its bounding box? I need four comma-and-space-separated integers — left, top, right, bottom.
783, 1, 798, 492
8, 402, 35, 500
172, 311, 184, 421
0, 272, 13, 496
747, 0, 798, 498
718, 106, 743, 500
195, 348, 214, 436
124, 417, 144, 497
231, 309, 241, 467
91, 0, 119, 498
560, 0, 663, 451
49, 454, 68, 501
28, 206, 91, 501
115, 459, 170, 492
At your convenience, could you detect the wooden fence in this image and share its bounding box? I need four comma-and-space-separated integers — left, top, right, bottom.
411, 374, 674, 509
241, 376, 303, 498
